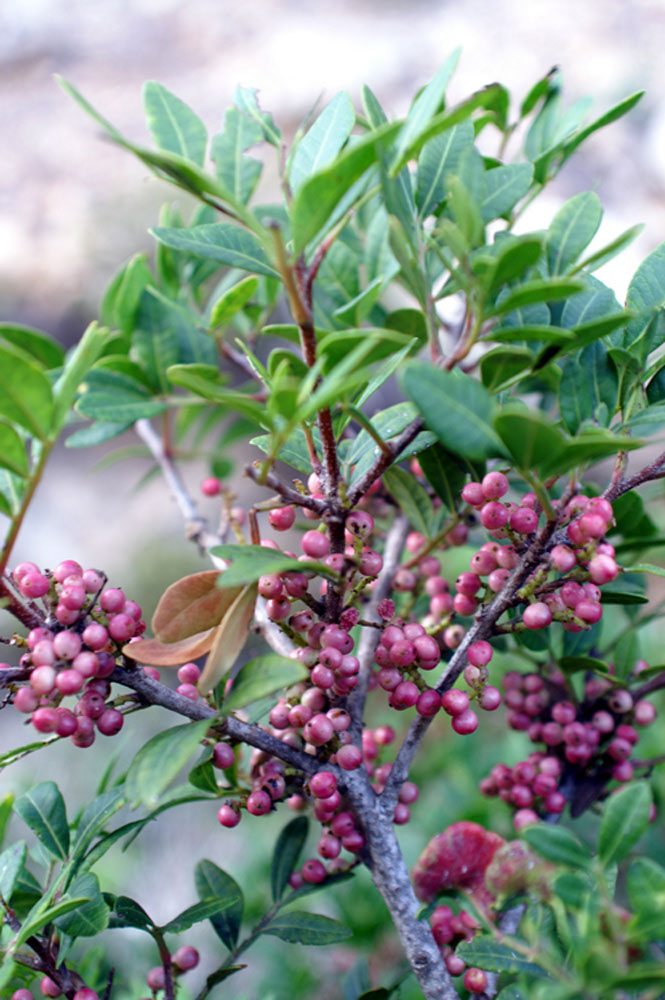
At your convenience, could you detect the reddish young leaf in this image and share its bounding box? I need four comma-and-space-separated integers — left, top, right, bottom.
122, 628, 216, 666
198, 583, 258, 693
151, 570, 244, 643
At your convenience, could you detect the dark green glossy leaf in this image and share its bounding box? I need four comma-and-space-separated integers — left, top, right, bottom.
480, 346, 533, 392
624, 241, 665, 361
152, 224, 278, 279
383, 466, 434, 537
522, 823, 592, 868
107, 895, 153, 931
143, 82, 207, 166
416, 443, 467, 512
72, 788, 126, 861
559, 342, 617, 433
494, 407, 566, 473
54, 873, 109, 937
559, 655, 610, 675
401, 363, 506, 462
271, 816, 309, 902
264, 910, 353, 945
599, 782, 651, 866
14, 782, 69, 860
539, 429, 642, 477
345, 402, 420, 486
547, 191, 602, 274
477, 237, 544, 293
456, 937, 549, 978
224, 655, 308, 712
161, 897, 238, 934
0, 841, 26, 901
195, 859, 244, 949
125, 720, 211, 808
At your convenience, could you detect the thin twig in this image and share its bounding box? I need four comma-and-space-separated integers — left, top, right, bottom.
347, 514, 410, 742
346, 417, 425, 508
604, 449, 665, 502
134, 419, 224, 555
244, 463, 327, 513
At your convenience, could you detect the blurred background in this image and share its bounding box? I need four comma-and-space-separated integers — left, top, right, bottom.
2, 2, 665, 997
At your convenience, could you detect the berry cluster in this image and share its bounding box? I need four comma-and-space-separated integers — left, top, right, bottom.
481, 667, 658, 828
7, 559, 147, 747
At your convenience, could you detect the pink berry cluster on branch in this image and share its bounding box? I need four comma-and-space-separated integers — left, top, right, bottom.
5, 558, 147, 747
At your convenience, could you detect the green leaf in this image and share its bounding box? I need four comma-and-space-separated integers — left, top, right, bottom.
211, 544, 340, 587
488, 278, 584, 317
166, 364, 266, 425
539, 428, 642, 477
0, 841, 26, 901
210, 276, 259, 330
271, 816, 309, 902
107, 895, 153, 931
264, 910, 353, 945
125, 720, 211, 808
101, 252, 153, 334
559, 342, 618, 433
65, 420, 132, 448
224, 655, 308, 712
598, 781, 652, 866
489, 324, 571, 346
143, 82, 207, 166
481, 163, 533, 223
0, 421, 28, 478
477, 237, 544, 293
561, 91, 644, 160
456, 937, 549, 978
291, 121, 401, 254
624, 561, 665, 578
624, 241, 665, 360
383, 466, 435, 537
627, 858, 665, 923
416, 443, 469, 512
54, 873, 109, 937
72, 787, 126, 861
494, 407, 566, 473
152, 224, 278, 279
0, 347, 54, 440
391, 84, 505, 173
290, 92, 356, 192
14, 782, 69, 860
161, 897, 238, 934
572, 223, 644, 275
480, 346, 533, 393
401, 363, 506, 462
234, 86, 281, 146
195, 859, 244, 949
0, 323, 64, 369
522, 823, 592, 868
397, 50, 461, 158
559, 655, 610, 676
345, 402, 420, 486
76, 367, 167, 424
416, 119, 474, 218
211, 108, 263, 203
547, 191, 603, 274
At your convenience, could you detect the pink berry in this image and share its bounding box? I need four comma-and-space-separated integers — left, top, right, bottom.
461, 481, 485, 506
310, 771, 337, 798
446, 954, 466, 976
13, 561, 40, 583
146, 968, 166, 991
269, 505, 296, 531
201, 476, 222, 496
588, 553, 618, 584
522, 602, 552, 630
346, 510, 374, 538
14, 686, 39, 713
100, 588, 125, 613
81, 623, 109, 650
97, 709, 124, 736
550, 545, 577, 572
13, 991, 35, 1000
453, 593, 477, 617
20, 572, 50, 599
30, 665, 56, 696
479, 685, 502, 711
59, 584, 86, 610
336, 744, 363, 770
464, 968, 488, 994
467, 640, 493, 667
480, 502, 508, 530
513, 808, 539, 830
301, 530, 330, 559
390, 681, 419, 710
510, 507, 539, 534
82, 569, 105, 593
470, 549, 497, 575
40, 978, 62, 998
612, 761, 634, 782
32, 707, 59, 733
451, 708, 478, 735
456, 572, 481, 596
416, 690, 441, 717
302, 858, 327, 883
318, 833, 341, 859
247, 790, 272, 816
173, 945, 199, 971
176, 683, 199, 701
441, 689, 470, 717
218, 804, 241, 827
634, 700, 657, 726
177, 662, 200, 684
481, 471, 509, 500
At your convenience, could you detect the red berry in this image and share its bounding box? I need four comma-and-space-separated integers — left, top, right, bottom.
451, 708, 479, 735
201, 476, 222, 496
173, 945, 199, 971
301, 530, 330, 559
40, 978, 62, 998
218, 804, 241, 827
269, 505, 296, 531
302, 858, 327, 883
441, 689, 470, 717
481, 471, 509, 500
464, 968, 488, 994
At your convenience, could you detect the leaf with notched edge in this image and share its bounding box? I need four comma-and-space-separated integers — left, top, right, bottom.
122, 628, 216, 666
198, 583, 258, 692
151, 571, 245, 643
